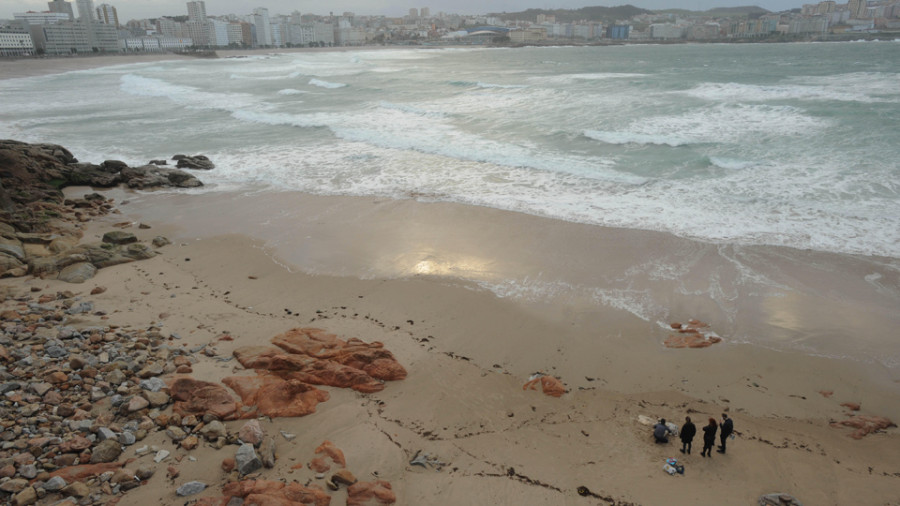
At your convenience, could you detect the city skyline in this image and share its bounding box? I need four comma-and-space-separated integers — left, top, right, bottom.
2, 0, 806, 23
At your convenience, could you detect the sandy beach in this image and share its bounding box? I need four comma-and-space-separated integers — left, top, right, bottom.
1, 55, 898, 506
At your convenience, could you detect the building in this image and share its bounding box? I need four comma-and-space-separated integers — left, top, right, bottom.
606, 24, 630, 39
47, 0, 75, 20
252, 7, 272, 46
186, 1, 206, 22
508, 26, 547, 43
95, 3, 117, 27
650, 23, 685, 39
14, 11, 72, 26
75, 0, 94, 21
0, 22, 36, 56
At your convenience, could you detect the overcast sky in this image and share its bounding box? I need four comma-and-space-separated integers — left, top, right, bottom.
2, 0, 804, 22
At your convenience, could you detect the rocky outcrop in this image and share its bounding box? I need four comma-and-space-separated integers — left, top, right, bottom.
0, 141, 190, 282
174, 154, 215, 170
831, 415, 896, 439
522, 374, 565, 397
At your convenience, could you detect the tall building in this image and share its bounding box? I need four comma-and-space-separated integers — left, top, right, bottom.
95, 3, 118, 27
409, 8, 418, 18
420, 7, 430, 18
847, 0, 868, 18
47, 0, 75, 20
186, 1, 207, 23
75, 0, 94, 22
252, 7, 272, 46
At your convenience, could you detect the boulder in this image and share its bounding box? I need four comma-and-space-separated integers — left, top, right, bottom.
238, 419, 264, 446
173, 154, 215, 170
101, 231, 137, 245
56, 262, 97, 283
222, 373, 329, 419
169, 377, 242, 421
90, 439, 123, 463
222, 480, 330, 506
347, 480, 396, 506
831, 415, 896, 439
235, 443, 262, 476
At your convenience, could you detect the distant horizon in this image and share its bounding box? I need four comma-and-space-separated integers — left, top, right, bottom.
2, 0, 804, 24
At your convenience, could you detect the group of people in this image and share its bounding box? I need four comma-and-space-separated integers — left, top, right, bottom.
653, 413, 733, 457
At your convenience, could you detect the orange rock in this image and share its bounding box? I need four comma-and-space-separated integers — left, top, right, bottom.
222, 373, 329, 418
819, 390, 834, 398
48, 462, 125, 482
167, 465, 179, 478
522, 375, 565, 397
223, 480, 330, 506
233, 347, 384, 393
347, 480, 396, 506
169, 377, 243, 421
831, 415, 896, 439
840, 402, 861, 411
308, 457, 330, 473
271, 328, 407, 381
222, 458, 236, 473
314, 441, 346, 468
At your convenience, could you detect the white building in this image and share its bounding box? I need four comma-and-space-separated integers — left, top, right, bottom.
95, 3, 117, 27
186, 1, 206, 22
13, 12, 71, 25
47, 0, 75, 20
252, 7, 272, 46
0, 24, 36, 56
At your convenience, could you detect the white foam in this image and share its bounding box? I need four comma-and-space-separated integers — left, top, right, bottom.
681, 81, 897, 104
277, 89, 306, 95
584, 130, 693, 147
308, 78, 347, 89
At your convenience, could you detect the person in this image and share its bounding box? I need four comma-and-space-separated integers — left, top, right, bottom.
701, 417, 717, 457
653, 418, 672, 443
679, 416, 696, 454
718, 413, 733, 453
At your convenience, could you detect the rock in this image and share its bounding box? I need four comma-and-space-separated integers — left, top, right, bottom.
0, 237, 25, 261
221, 458, 235, 472
169, 377, 242, 420
152, 236, 171, 248
259, 437, 276, 468
0, 478, 29, 493
110, 468, 135, 484
831, 415, 896, 439
42, 475, 67, 491
128, 395, 150, 412
135, 464, 154, 480
238, 419, 264, 446
11, 486, 37, 506
47, 462, 123, 483
331, 469, 357, 487
97, 427, 117, 441
120, 165, 202, 189
235, 443, 262, 476
60, 481, 90, 498
841, 402, 861, 411
101, 231, 137, 245
314, 441, 346, 468
90, 439, 123, 463
222, 373, 329, 418
173, 154, 215, 170
522, 375, 565, 398
56, 262, 97, 283
153, 450, 170, 463
271, 328, 407, 381
180, 435, 199, 450
144, 390, 170, 407
347, 480, 396, 506
200, 420, 227, 441
222, 480, 330, 506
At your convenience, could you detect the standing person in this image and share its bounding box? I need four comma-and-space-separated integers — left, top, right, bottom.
701, 417, 717, 457
718, 413, 733, 453
653, 418, 672, 443
679, 416, 696, 454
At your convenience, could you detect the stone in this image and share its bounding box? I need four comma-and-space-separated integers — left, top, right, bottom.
831, 415, 896, 439
139, 377, 167, 392
169, 377, 242, 420
128, 395, 149, 412
259, 437, 276, 468
180, 435, 199, 450
48, 462, 123, 483
200, 420, 227, 441
841, 402, 861, 411
11, 486, 37, 506
222, 373, 329, 419
56, 262, 97, 284
152, 236, 171, 248
174, 154, 215, 170
60, 481, 90, 498
101, 231, 137, 245
332, 469, 358, 486
522, 375, 565, 398
314, 441, 346, 468
42, 475, 67, 491
135, 464, 155, 480
222, 480, 330, 506
238, 419, 264, 446
235, 443, 262, 476
153, 450, 170, 463
347, 480, 396, 506
0, 478, 29, 493
110, 468, 135, 484
90, 439, 123, 463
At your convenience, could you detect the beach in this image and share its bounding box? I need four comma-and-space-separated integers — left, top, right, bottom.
1, 54, 899, 506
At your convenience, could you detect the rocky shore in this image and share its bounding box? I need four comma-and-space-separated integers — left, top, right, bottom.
0, 140, 409, 505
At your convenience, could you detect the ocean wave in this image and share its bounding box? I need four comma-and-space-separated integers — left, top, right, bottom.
583, 130, 694, 147
309, 78, 347, 89
682, 81, 896, 103
277, 89, 307, 95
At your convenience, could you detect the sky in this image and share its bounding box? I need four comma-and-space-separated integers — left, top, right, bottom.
2, 0, 805, 22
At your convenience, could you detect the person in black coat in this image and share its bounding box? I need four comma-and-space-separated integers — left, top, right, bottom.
701, 417, 718, 457
679, 416, 696, 454
718, 413, 733, 453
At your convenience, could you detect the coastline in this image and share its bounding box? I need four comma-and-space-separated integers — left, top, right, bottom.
19, 184, 890, 505
1, 55, 898, 504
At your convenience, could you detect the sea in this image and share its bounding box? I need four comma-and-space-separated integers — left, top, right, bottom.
1, 42, 899, 366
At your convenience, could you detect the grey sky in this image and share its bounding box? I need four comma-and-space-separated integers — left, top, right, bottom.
3, 0, 804, 23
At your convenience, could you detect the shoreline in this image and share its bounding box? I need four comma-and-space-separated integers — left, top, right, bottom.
0, 161, 896, 504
